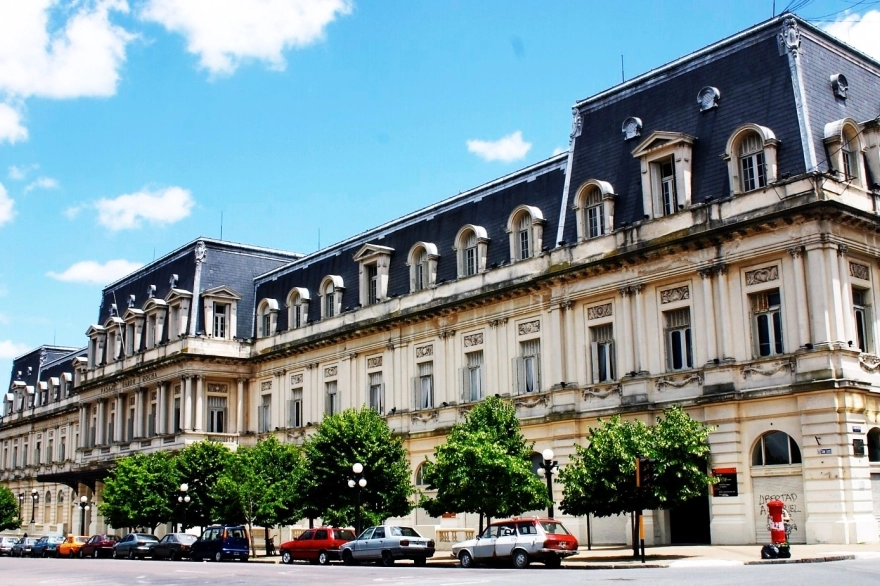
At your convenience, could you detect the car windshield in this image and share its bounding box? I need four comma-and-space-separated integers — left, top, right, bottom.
335, 530, 356, 541
75, 537, 89, 543
388, 526, 420, 537
539, 521, 571, 535
178, 534, 197, 544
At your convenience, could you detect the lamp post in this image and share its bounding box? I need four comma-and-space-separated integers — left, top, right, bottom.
536, 448, 558, 518
347, 463, 367, 536
78, 495, 91, 536
30, 489, 38, 524
177, 483, 190, 532
17, 493, 24, 523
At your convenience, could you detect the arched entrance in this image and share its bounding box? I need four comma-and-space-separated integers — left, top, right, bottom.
751, 430, 806, 544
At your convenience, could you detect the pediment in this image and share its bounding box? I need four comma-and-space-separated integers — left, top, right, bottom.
631, 131, 695, 157
353, 243, 395, 262
202, 285, 242, 300
123, 308, 145, 321
85, 324, 107, 337
103, 316, 124, 329
165, 288, 193, 303
142, 298, 168, 312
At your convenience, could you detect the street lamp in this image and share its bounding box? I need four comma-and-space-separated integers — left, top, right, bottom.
536, 448, 558, 518
30, 489, 38, 524
177, 483, 190, 532
347, 463, 367, 536
78, 495, 91, 535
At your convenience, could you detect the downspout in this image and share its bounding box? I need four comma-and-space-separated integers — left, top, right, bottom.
555, 109, 583, 247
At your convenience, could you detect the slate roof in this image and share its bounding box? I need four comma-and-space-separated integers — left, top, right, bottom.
4, 345, 83, 395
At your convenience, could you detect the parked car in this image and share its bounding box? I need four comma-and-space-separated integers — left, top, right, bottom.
190, 525, 249, 562
279, 527, 357, 565
11, 536, 39, 557
340, 525, 434, 566
0, 536, 19, 555
150, 533, 197, 560
451, 518, 579, 568
113, 533, 159, 559
31, 535, 64, 557
80, 534, 120, 558
56, 535, 89, 558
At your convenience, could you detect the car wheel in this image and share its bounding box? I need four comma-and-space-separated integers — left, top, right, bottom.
241, 556, 248, 563
214, 552, 223, 563
459, 550, 474, 569
93, 549, 100, 559
317, 551, 330, 565
281, 550, 292, 564
413, 557, 427, 567
545, 555, 562, 568
128, 549, 135, 560
381, 550, 395, 567
191, 554, 201, 562
42, 550, 48, 558
79, 549, 85, 559
171, 551, 180, 561
342, 550, 357, 566
112, 549, 119, 559
512, 550, 529, 569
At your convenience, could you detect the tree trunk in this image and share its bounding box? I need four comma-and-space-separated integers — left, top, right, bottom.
631, 511, 638, 558
478, 512, 484, 535
247, 521, 256, 557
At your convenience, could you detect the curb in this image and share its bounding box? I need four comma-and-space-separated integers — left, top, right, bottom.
744, 555, 854, 565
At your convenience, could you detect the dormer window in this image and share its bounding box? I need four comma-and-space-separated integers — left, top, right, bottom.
257, 299, 279, 338
320, 276, 344, 319
122, 308, 145, 356
632, 131, 695, 219
165, 287, 193, 341
574, 180, 615, 240
85, 325, 107, 368
725, 124, 779, 195
142, 298, 167, 349
407, 242, 439, 292
214, 304, 228, 338
824, 118, 865, 188
354, 244, 394, 307
102, 317, 124, 362
286, 288, 310, 329
454, 225, 489, 277
201, 286, 241, 340
507, 206, 544, 262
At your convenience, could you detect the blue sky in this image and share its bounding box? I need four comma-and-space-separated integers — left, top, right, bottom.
1, 0, 878, 382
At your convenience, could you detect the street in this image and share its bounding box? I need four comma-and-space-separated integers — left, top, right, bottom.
1, 556, 879, 586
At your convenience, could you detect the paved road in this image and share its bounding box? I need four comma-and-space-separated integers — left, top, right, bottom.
2, 556, 879, 586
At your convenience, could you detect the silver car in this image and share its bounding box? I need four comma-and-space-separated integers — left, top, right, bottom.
451, 518, 579, 568
340, 525, 435, 566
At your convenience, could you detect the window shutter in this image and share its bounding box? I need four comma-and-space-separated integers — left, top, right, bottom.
379, 383, 385, 413
411, 377, 419, 411
459, 367, 468, 403
513, 357, 525, 395
590, 342, 600, 384
325, 391, 331, 416
286, 399, 294, 427
535, 353, 542, 391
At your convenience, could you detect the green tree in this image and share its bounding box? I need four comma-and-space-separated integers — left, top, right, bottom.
0, 485, 21, 531
300, 408, 414, 529
175, 440, 233, 529
420, 396, 549, 532
100, 451, 180, 531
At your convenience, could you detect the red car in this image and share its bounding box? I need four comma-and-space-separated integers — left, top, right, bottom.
80, 534, 120, 558
280, 528, 357, 565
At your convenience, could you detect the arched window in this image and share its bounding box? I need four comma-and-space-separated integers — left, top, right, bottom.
725, 124, 779, 195
256, 299, 278, 338
320, 276, 344, 320
323, 282, 335, 318
286, 288, 310, 330
824, 119, 865, 187
506, 206, 544, 262
45, 490, 52, 504
516, 212, 531, 260
407, 242, 439, 292
454, 225, 489, 278
415, 462, 429, 486
752, 431, 802, 466
574, 180, 615, 240
868, 427, 880, 462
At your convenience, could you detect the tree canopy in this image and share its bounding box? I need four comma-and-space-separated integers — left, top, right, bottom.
0, 485, 21, 531
175, 440, 233, 529
99, 451, 179, 531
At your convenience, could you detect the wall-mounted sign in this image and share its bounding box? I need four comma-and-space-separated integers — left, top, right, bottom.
853, 426, 862, 433
818, 448, 832, 455
712, 468, 738, 497
853, 438, 866, 457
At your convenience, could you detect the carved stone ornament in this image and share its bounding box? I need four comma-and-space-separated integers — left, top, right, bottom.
260, 380, 272, 392
850, 262, 869, 281
660, 286, 690, 304
415, 345, 433, 358
513, 393, 550, 409
622, 116, 642, 140
587, 303, 613, 320
779, 17, 801, 56
411, 410, 439, 424
518, 320, 541, 336
463, 332, 484, 347
324, 366, 338, 378
290, 373, 304, 386
570, 112, 583, 142
859, 354, 880, 372
367, 356, 383, 369
697, 86, 721, 111
741, 359, 794, 378
582, 385, 620, 400
745, 265, 779, 286
488, 317, 509, 328
194, 240, 207, 265
830, 73, 848, 99
656, 373, 703, 391
207, 384, 228, 394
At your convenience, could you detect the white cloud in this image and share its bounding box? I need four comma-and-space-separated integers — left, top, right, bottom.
47, 259, 144, 284
466, 131, 533, 163
552, 146, 567, 156
95, 185, 194, 230
140, 0, 352, 75
0, 340, 31, 359
7, 163, 38, 180
823, 10, 880, 61
24, 176, 60, 192
64, 204, 85, 219
0, 182, 15, 226
0, 312, 7, 324
0, 102, 27, 144
0, 0, 134, 99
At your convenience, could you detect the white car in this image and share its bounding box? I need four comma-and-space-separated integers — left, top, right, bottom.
451, 518, 579, 568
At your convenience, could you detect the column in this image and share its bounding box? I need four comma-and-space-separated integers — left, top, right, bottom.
183, 376, 193, 432
95, 399, 106, 445
134, 388, 144, 438
79, 406, 88, 448
546, 303, 564, 388
633, 285, 648, 373
194, 376, 205, 432
700, 269, 718, 364
837, 245, 856, 346
805, 242, 832, 345
564, 301, 577, 383
618, 287, 634, 376
787, 248, 811, 348
236, 378, 245, 434
826, 244, 846, 343
113, 395, 123, 441
157, 382, 167, 435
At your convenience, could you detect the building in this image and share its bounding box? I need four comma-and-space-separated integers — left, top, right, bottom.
3, 14, 880, 545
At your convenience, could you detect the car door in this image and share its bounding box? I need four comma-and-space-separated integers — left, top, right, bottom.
156, 535, 173, 558
117, 534, 132, 556
311, 529, 328, 559
292, 529, 314, 560
350, 527, 374, 560
472, 525, 498, 560
494, 523, 518, 559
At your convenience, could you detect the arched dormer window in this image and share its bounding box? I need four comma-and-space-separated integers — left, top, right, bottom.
725, 124, 779, 195
257, 298, 279, 338
454, 225, 489, 278
286, 287, 310, 329
407, 242, 439, 292
751, 431, 802, 466
824, 118, 865, 188
507, 205, 545, 261
574, 180, 615, 240
319, 276, 344, 320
